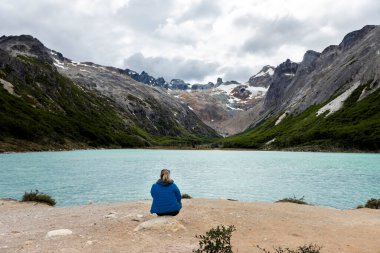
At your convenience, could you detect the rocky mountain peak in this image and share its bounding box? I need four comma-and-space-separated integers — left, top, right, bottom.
0, 35, 52, 63
216, 77, 223, 85
339, 25, 377, 51
298, 50, 321, 73
276, 59, 298, 77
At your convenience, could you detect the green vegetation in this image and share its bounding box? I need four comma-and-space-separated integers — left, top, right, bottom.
182, 193, 192, 199
257, 244, 322, 253
21, 190, 56, 206
223, 80, 380, 151
276, 196, 309, 205
193, 225, 236, 253
0, 54, 216, 151
357, 198, 380, 209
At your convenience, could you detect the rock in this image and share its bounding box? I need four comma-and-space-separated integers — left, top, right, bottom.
46, 229, 73, 238
134, 217, 186, 232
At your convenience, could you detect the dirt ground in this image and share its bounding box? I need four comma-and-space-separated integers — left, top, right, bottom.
0, 198, 379, 253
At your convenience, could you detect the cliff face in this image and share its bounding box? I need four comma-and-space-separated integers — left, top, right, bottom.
223, 25, 380, 150
261, 25, 380, 118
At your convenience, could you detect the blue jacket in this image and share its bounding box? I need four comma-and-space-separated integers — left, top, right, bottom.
150, 179, 182, 214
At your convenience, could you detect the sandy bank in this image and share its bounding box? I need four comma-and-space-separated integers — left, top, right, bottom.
0, 199, 379, 253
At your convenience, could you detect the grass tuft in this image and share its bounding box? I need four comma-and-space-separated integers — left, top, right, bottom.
21, 190, 56, 206
276, 196, 309, 205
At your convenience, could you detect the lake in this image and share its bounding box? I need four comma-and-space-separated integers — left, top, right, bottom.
0, 149, 379, 209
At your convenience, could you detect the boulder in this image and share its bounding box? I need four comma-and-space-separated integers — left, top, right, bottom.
134, 217, 186, 232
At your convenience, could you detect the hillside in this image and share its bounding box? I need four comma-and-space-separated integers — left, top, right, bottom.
222, 25, 380, 151
0, 35, 219, 152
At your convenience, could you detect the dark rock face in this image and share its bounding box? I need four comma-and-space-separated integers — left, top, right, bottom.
191, 82, 214, 90
216, 77, 223, 85
248, 65, 275, 88
124, 69, 169, 88
169, 79, 189, 90
231, 85, 251, 100
263, 59, 299, 111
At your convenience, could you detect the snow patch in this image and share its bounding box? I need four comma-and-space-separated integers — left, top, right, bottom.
0, 78, 18, 96
317, 81, 361, 117
265, 138, 276, 145
53, 58, 67, 69
216, 83, 240, 94
80, 69, 90, 73
284, 73, 295, 76
254, 68, 274, 78
275, 111, 288, 126
226, 104, 243, 111
188, 106, 194, 111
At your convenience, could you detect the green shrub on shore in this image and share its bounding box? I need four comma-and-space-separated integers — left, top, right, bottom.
182, 193, 192, 199
276, 196, 309, 205
193, 225, 236, 253
21, 190, 56, 206
257, 244, 322, 253
357, 198, 380, 209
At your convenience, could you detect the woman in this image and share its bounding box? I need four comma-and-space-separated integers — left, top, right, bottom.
150, 169, 182, 216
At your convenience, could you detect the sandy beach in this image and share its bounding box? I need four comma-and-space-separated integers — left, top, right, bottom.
0, 198, 379, 253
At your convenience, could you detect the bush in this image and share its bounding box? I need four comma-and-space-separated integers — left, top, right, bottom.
357, 198, 380, 209
257, 244, 322, 253
21, 190, 56, 206
276, 196, 309, 205
193, 225, 236, 253
182, 193, 192, 199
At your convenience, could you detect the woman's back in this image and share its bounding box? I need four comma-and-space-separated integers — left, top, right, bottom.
150, 169, 182, 215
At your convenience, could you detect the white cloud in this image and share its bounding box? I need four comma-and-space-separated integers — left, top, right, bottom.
0, 0, 379, 83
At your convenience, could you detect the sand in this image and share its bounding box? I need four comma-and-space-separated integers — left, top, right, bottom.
0, 198, 379, 253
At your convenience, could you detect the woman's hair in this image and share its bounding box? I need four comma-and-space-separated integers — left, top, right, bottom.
160, 169, 171, 183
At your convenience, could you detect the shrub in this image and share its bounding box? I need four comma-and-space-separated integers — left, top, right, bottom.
357, 198, 380, 209
182, 193, 192, 199
21, 190, 56, 206
257, 244, 322, 253
276, 196, 309, 205
193, 225, 236, 253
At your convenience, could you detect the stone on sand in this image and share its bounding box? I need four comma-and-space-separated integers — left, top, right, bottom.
46, 229, 73, 238
134, 217, 186, 232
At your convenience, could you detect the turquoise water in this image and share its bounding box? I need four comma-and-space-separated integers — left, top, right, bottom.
0, 149, 379, 209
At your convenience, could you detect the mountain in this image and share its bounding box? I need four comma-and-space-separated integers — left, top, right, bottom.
170, 77, 268, 136
223, 25, 380, 151
248, 65, 275, 88
0, 35, 219, 151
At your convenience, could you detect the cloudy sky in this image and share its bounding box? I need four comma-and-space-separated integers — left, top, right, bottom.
1, 0, 379, 83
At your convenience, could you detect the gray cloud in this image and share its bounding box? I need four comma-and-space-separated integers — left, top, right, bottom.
241, 16, 311, 55
124, 53, 219, 82
1, 0, 380, 83
115, 0, 175, 32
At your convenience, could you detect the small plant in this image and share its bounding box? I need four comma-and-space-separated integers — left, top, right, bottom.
276, 195, 309, 205
193, 225, 236, 253
182, 193, 192, 199
257, 244, 322, 253
357, 198, 380, 209
21, 190, 56, 206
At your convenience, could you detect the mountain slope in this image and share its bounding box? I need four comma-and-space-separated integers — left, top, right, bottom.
223, 25, 380, 151
0, 35, 219, 151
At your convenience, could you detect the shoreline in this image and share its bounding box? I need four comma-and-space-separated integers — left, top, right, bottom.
1, 198, 379, 253
1, 144, 379, 154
